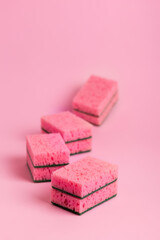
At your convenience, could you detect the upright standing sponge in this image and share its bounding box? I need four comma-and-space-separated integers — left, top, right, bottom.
41, 111, 92, 155
26, 133, 70, 182
51, 156, 118, 215
72, 76, 118, 126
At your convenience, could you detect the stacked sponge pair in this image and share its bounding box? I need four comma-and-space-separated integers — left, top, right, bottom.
51, 156, 118, 215
26, 133, 70, 182
26, 75, 119, 214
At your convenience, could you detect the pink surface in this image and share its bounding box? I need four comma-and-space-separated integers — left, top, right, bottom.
66, 138, 92, 155
26, 133, 70, 166
41, 111, 92, 142
72, 75, 118, 116
73, 93, 118, 125
0, 1, 160, 240
51, 181, 117, 214
27, 154, 62, 182
51, 156, 118, 198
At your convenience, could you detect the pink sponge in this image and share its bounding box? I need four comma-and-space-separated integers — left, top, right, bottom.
72, 76, 118, 126
66, 138, 92, 155
41, 111, 92, 155
27, 154, 61, 182
26, 133, 70, 182
51, 156, 118, 214
51, 181, 117, 215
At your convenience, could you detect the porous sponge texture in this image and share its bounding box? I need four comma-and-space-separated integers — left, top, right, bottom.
72, 75, 118, 116
73, 93, 118, 126
26, 133, 70, 166
51, 156, 118, 198
66, 138, 92, 155
27, 154, 62, 182
41, 111, 92, 142
51, 181, 117, 214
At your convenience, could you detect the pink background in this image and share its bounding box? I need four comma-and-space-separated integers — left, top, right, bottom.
0, 1, 160, 239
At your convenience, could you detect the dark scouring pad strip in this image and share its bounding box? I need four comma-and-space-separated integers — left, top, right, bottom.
77, 100, 118, 127
41, 128, 50, 133
27, 149, 69, 168
70, 149, 91, 156
41, 128, 92, 143
51, 194, 117, 215
73, 91, 118, 118
27, 163, 51, 183
52, 178, 117, 199
65, 136, 92, 144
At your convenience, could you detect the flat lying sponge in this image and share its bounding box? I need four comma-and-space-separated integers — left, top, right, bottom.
51, 156, 118, 214
26, 133, 70, 182
41, 111, 92, 155
72, 76, 118, 126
